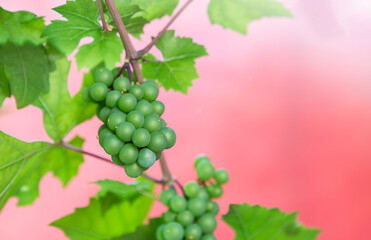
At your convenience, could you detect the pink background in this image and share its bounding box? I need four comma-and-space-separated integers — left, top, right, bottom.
0, 0, 371, 239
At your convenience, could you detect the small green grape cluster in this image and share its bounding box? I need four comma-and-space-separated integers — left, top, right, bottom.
82, 67, 176, 178
157, 155, 229, 240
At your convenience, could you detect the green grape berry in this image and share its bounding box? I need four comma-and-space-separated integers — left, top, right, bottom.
176, 210, 194, 227
118, 93, 137, 113
160, 189, 177, 206
111, 67, 121, 78
118, 143, 138, 164
98, 128, 113, 146
196, 162, 215, 181
214, 169, 229, 184
132, 128, 151, 148
135, 99, 154, 117
155, 151, 162, 160
196, 188, 210, 201
147, 132, 167, 153
82, 87, 92, 102
169, 195, 187, 213
197, 214, 217, 234
184, 182, 200, 198
160, 118, 167, 128
143, 113, 162, 133
124, 162, 143, 178
187, 198, 206, 217
105, 90, 122, 108
137, 148, 156, 168
194, 154, 210, 168
111, 155, 124, 166
126, 110, 144, 129
129, 84, 144, 100
210, 184, 223, 198
94, 67, 113, 86
102, 135, 123, 155
206, 201, 219, 215
107, 112, 126, 131
141, 81, 159, 102
98, 106, 111, 122
163, 222, 184, 240
90, 82, 108, 102
200, 234, 216, 240
162, 211, 176, 223
160, 127, 176, 149
151, 100, 165, 116
98, 124, 108, 135
113, 76, 131, 92
116, 122, 136, 142
185, 224, 202, 240
156, 224, 166, 240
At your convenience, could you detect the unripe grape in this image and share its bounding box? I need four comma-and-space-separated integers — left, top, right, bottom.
94, 67, 113, 86
116, 122, 135, 142
162, 211, 176, 223
163, 222, 184, 240
90, 83, 108, 102
143, 113, 162, 133
151, 100, 165, 116
176, 210, 194, 227
196, 188, 210, 201
129, 84, 144, 100
210, 185, 223, 198
160, 189, 176, 206
160, 118, 167, 128
98, 124, 108, 135
147, 132, 167, 153
184, 182, 200, 198
124, 162, 143, 178
194, 154, 211, 168
185, 224, 202, 240
102, 135, 123, 155
82, 87, 92, 102
206, 201, 219, 215
118, 143, 138, 164
160, 127, 176, 149
110, 107, 122, 114
196, 162, 215, 180
214, 169, 229, 184
198, 214, 217, 234
201, 234, 216, 240
107, 112, 126, 131
105, 90, 122, 108
98, 106, 111, 122
113, 76, 130, 92
187, 198, 206, 217
135, 99, 154, 117
141, 81, 159, 102
118, 93, 137, 113
132, 128, 151, 148
98, 128, 113, 146
137, 148, 156, 168
156, 224, 166, 240
155, 151, 162, 160
111, 155, 124, 166
126, 110, 144, 129
169, 195, 187, 213
111, 67, 121, 78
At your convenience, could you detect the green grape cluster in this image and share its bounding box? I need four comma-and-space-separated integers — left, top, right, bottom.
157, 155, 229, 240
82, 67, 176, 178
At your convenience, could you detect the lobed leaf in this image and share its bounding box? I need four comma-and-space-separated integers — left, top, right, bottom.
223, 203, 320, 240
133, 0, 179, 21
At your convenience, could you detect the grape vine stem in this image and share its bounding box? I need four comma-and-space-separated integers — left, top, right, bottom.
104, 0, 193, 187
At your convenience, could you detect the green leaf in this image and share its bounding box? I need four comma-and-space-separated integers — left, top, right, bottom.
75, 31, 123, 70
114, 218, 162, 240
223, 203, 320, 240
142, 30, 207, 93
133, 0, 179, 20
0, 63, 10, 107
51, 179, 155, 240
34, 58, 96, 141
0, 42, 49, 109
0, 132, 85, 210
0, 7, 45, 45
208, 0, 292, 34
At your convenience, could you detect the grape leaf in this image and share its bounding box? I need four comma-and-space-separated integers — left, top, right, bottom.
208, 0, 292, 34
113, 218, 162, 240
0, 132, 85, 210
33, 58, 96, 142
0, 7, 45, 45
133, 0, 179, 20
75, 31, 123, 70
142, 30, 207, 93
0, 42, 49, 109
0, 64, 10, 107
51, 179, 155, 240
223, 203, 320, 240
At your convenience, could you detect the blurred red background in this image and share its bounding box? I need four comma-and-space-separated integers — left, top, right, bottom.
0, 0, 370, 239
